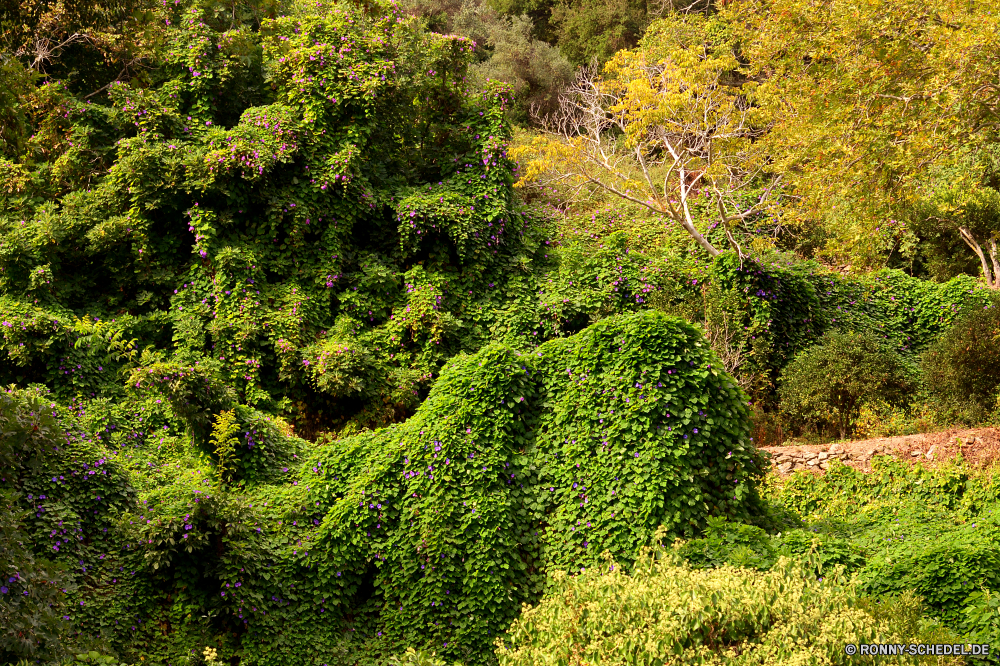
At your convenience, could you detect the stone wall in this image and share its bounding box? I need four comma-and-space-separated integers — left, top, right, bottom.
765, 431, 996, 475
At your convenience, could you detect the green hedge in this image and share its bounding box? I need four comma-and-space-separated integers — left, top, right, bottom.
710, 253, 987, 396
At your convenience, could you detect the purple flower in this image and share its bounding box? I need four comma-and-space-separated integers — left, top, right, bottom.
0, 586, 7, 594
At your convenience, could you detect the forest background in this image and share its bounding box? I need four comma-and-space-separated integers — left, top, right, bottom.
4, 0, 1000, 663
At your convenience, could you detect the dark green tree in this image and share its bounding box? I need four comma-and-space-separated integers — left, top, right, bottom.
922, 297, 1000, 418
779, 330, 916, 439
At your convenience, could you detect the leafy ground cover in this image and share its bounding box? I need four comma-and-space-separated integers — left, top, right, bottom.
1, 310, 765, 664
491, 454, 1000, 665
675, 457, 1000, 654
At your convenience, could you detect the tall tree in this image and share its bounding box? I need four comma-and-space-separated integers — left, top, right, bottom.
732, 0, 1000, 274
513, 13, 780, 257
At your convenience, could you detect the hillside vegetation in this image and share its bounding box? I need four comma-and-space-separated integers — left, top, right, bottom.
4, 0, 1000, 663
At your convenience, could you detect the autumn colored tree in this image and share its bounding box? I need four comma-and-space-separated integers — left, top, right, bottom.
513, 13, 780, 257
731, 0, 1000, 275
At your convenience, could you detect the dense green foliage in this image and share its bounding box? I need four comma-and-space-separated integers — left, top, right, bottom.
0, 312, 762, 664
490, 450, 1000, 665
672, 457, 1000, 655
778, 331, 916, 439
0, 0, 535, 436
400, 0, 574, 122
922, 299, 1000, 418
6, 0, 1000, 662
0, 491, 73, 661
0, 387, 134, 663
484, 0, 651, 66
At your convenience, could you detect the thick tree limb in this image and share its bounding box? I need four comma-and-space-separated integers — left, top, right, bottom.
958, 225, 997, 288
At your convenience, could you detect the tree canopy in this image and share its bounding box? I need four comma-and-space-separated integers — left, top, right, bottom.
1, 0, 530, 433
736, 0, 1000, 272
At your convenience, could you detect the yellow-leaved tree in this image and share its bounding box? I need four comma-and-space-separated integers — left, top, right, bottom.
731, 0, 1000, 276
513, 12, 781, 257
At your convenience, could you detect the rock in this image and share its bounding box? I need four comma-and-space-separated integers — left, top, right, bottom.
911, 450, 922, 457
818, 452, 829, 461
819, 462, 829, 470
926, 445, 937, 460
807, 458, 820, 466
778, 462, 794, 473
829, 443, 844, 454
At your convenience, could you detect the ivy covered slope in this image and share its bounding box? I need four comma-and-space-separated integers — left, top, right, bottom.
707, 252, 988, 393
1, 311, 762, 664
0, 0, 540, 435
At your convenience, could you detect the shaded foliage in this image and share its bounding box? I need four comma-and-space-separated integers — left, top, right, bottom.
922, 297, 1000, 418
778, 331, 916, 439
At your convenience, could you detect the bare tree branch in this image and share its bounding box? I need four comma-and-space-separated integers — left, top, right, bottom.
958, 224, 997, 288
523, 39, 781, 259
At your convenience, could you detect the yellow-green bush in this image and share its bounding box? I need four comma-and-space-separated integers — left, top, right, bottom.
853, 399, 913, 439
497, 548, 964, 666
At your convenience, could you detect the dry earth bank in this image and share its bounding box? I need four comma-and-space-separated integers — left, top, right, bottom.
763, 428, 1000, 474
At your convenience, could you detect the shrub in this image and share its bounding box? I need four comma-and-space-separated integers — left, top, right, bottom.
675, 516, 776, 571
531, 311, 763, 562
60, 652, 130, 666
675, 518, 866, 576
852, 399, 912, 439
860, 529, 1000, 626
388, 647, 462, 666
128, 362, 237, 451
773, 529, 867, 573
496, 548, 964, 665
451, 1, 574, 122
779, 331, 916, 439
922, 299, 1000, 417
396, 0, 573, 123
962, 589, 1000, 650
547, 0, 650, 65
708, 254, 987, 403
0, 0, 530, 437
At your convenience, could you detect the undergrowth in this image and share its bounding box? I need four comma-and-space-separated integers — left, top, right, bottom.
672, 457, 1000, 657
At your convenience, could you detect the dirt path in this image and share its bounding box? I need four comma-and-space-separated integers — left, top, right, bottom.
762, 428, 1000, 475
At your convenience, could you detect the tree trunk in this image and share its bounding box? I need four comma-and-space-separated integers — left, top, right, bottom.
677, 213, 721, 257
990, 238, 1000, 287
958, 226, 998, 289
